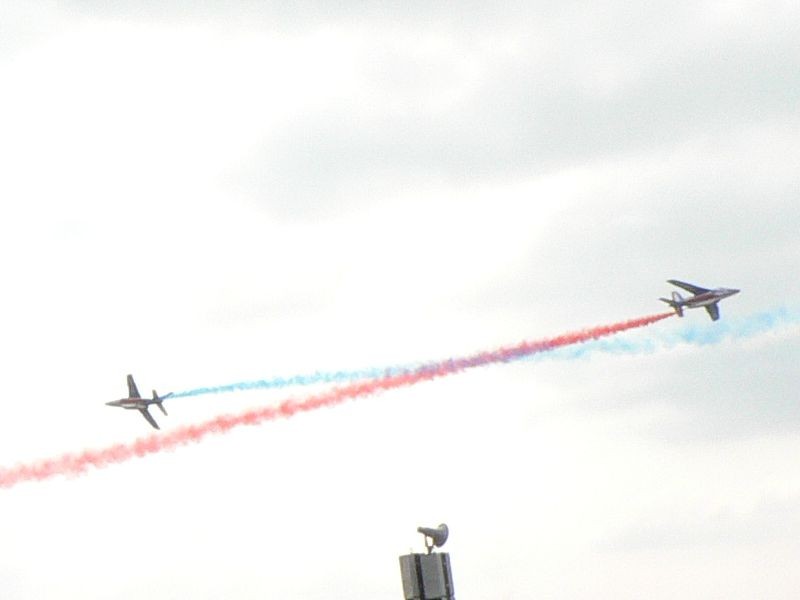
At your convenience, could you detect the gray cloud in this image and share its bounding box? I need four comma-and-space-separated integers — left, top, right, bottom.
606, 495, 800, 552
229, 2, 800, 220
534, 330, 800, 441
64, 1, 583, 29
0, 2, 61, 59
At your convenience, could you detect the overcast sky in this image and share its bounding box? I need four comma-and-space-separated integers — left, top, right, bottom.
1, 2, 799, 599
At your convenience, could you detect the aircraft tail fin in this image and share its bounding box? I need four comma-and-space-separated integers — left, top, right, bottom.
660, 291, 684, 317
153, 390, 168, 416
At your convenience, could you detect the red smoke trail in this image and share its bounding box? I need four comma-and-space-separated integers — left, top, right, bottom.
0, 312, 673, 489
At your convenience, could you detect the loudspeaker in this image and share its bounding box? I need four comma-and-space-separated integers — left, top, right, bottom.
417, 523, 449, 549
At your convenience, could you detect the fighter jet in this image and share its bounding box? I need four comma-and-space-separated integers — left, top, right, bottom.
660, 280, 739, 321
106, 374, 172, 430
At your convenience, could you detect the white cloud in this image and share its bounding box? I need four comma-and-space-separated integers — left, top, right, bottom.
0, 3, 799, 599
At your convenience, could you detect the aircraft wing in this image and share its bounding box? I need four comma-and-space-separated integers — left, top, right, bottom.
668, 280, 710, 296
127, 374, 141, 399
705, 303, 720, 321
138, 407, 160, 430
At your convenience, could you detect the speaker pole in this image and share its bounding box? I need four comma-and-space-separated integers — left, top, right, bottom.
398, 524, 456, 600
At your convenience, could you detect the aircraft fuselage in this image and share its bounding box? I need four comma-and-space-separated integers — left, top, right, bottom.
681, 288, 739, 308
106, 398, 154, 410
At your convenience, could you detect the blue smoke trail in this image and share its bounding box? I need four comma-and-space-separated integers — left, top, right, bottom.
169, 366, 409, 398
529, 306, 800, 364
171, 307, 799, 399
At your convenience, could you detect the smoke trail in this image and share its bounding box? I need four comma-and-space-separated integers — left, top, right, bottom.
528, 307, 800, 363
173, 307, 798, 399
0, 312, 672, 488
660, 306, 800, 346
170, 366, 405, 398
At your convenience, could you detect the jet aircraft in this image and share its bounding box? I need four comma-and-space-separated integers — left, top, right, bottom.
660, 279, 739, 321
106, 374, 172, 430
